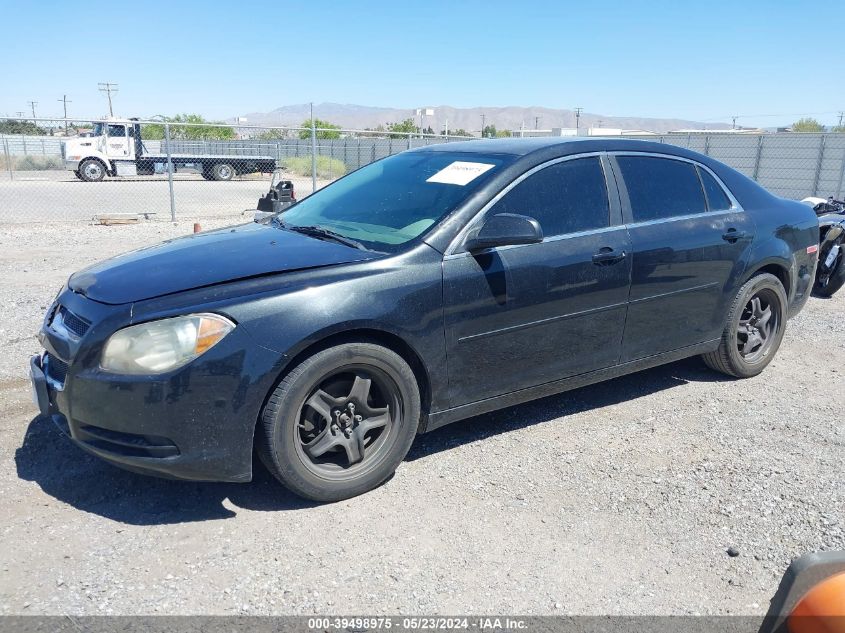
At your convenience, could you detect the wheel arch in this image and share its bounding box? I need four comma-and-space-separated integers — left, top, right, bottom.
257, 327, 433, 437
743, 259, 792, 298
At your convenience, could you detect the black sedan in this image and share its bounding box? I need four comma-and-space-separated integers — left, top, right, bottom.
31, 138, 819, 501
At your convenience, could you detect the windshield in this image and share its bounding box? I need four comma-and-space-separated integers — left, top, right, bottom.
277, 151, 510, 252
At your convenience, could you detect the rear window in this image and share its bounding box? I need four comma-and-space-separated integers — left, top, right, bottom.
617, 156, 706, 222
698, 167, 733, 211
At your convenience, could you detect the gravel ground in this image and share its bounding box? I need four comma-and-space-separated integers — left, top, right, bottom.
0, 220, 842, 616
0, 171, 328, 223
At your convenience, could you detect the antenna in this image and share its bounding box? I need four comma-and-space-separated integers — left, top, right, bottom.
98, 82, 119, 117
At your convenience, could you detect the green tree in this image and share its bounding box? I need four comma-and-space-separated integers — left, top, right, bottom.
442, 128, 472, 137
298, 118, 341, 139
832, 125, 845, 133
387, 118, 418, 138
792, 117, 824, 133
142, 114, 235, 140
0, 120, 47, 135
482, 124, 497, 138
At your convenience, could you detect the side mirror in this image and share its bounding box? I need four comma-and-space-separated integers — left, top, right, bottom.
465, 213, 543, 252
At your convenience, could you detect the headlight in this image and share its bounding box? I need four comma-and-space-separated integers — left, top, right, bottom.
100, 314, 235, 374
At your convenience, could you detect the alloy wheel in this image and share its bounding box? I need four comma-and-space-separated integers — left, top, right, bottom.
294, 367, 400, 480
736, 288, 780, 363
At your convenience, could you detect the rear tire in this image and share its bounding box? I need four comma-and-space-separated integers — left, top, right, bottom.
210, 163, 235, 181
702, 273, 787, 378
256, 342, 420, 502
813, 245, 845, 297
78, 158, 106, 182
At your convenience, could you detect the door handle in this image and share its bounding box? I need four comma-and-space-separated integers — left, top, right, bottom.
592, 248, 626, 266
722, 228, 749, 243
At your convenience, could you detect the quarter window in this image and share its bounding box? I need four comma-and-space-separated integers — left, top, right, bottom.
617, 156, 706, 222
488, 157, 609, 237
698, 167, 732, 211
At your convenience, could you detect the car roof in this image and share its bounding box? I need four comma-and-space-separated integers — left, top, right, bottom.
413, 136, 691, 159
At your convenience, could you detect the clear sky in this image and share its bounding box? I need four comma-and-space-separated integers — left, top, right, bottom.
2, 0, 843, 128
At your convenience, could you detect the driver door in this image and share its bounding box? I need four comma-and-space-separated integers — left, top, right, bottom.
105, 124, 130, 159
442, 155, 632, 407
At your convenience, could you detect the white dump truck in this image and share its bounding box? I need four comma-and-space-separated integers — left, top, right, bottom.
62, 118, 276, 182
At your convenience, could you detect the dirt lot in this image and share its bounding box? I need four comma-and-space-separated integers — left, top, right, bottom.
0, 171, 325, 224
0, 220, 842, 616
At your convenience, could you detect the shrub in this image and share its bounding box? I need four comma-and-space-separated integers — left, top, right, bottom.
15, 155, 64, 170
283, 156, 346, 179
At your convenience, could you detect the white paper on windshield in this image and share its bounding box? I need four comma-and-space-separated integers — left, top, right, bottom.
426, 161, 495, 186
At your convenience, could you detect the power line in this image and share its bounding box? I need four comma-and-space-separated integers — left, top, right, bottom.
98, 82, 118, 117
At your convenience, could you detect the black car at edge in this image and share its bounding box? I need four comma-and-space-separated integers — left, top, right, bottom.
30, 138, 819, 501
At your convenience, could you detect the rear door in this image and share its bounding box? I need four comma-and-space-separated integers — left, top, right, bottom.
442, 154, 632, 407
611, 153, 755, 361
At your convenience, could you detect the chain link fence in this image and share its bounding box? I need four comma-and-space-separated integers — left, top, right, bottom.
1, 117, 843, 224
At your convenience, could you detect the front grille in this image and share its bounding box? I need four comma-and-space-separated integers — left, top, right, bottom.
45, 354, 69, 386
56, 306, 90, 337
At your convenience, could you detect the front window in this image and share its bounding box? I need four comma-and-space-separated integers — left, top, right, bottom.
277, 151, 511, 252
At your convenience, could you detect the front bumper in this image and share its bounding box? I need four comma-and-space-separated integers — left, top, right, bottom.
33, 293, 285, 483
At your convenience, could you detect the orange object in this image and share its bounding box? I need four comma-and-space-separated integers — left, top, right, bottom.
193, 222, 202, 233
788, 572, 845, 633
195, 317, 230, 355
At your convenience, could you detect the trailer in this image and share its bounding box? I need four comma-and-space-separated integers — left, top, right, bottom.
61, 118, 276, 182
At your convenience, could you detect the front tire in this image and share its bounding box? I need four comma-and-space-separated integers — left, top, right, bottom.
702, 273, 787, 378
257, 342, 421, 502
78, 158, 106, 182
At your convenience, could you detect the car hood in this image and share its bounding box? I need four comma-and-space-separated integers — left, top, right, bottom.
68, 222, 381, 304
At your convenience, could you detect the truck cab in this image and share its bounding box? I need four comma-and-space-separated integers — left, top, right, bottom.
62, 118, 145, 181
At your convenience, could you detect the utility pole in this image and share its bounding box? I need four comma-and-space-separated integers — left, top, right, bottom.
732, 115, 738, 130
838, 111, 844, 128
15, 111, 25, 119
57, 94, 72, 131
481, 113, 486, 137
574, 107, 583, 133
27, 101, 37, 120
534, 116, 540, 130
98, 82, 119, 117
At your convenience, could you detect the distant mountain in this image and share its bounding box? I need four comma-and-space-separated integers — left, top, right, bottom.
236, 103, 730, 134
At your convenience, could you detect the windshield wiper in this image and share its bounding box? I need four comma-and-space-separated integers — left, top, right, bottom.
275, 220, 368, 251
